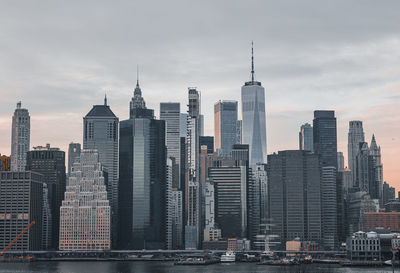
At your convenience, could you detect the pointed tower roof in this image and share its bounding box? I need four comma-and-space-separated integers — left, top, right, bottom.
85, 96, 116, 118
370, 134, 378, 150
245, 41, 261, 86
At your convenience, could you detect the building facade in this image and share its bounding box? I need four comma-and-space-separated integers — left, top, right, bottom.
337, 152, 344, 171
26, 144, 66, 250
267, 150, 322, 248
369, 135, 383, 204
241, 45, 267, 166
160, 103, 181, 189
59, 150, 110, 251
313, 110, 337, 169
83, 97, 119, 247
299, 123, 313, 152
11, 102, 30, 171
348, 121, 365, 185
0, 171, 43, 251
185, 88, 201, 249
214, 100, 238, 156
67, 143, 81, 176
119, 80, 167, 250
0, 154, 10, 171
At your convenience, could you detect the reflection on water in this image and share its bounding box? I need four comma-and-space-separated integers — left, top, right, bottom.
0, 261, 396, 273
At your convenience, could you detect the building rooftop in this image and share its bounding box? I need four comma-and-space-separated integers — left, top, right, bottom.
85, 105, 117, 118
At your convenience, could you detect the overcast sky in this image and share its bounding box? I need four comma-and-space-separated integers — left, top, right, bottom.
0, 0, 399, 189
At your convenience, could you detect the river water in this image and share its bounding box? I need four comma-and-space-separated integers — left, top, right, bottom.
0, 261, 397, 273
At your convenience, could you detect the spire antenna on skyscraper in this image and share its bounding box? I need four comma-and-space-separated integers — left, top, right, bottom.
136, 65, 139, 87
104, 93, 107, 106
251, 41, 255, 83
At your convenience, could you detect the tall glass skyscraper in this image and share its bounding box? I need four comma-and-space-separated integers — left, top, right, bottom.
11, 102, 30, 171
83, 96, 119, 248
313, 110, 337, 169
214, 100, 238, 156
348, 120, 365, 184
299, 123, 313, 152
241, 44, 267, 166
160, 102, 181, 188
119, 80, 167, 250
313, 110, 338, 250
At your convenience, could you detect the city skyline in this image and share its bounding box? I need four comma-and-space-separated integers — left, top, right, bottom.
0, 1, 399, 189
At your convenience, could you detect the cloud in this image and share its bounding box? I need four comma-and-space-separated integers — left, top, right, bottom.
0, 0, 400, 188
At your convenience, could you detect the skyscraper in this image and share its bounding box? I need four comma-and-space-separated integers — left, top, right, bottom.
83, 96, 119, 247
313, 110, 337, 169
185, 87, 201, 249
26, 144, 66, 250
214, 100, 238, 155
208, 166, 248, 239
313, 110, 338, 250
160, 102, 181, 188
267, 150, 321, 248
299, 123, 313, 152
321, 166, 338, 250
11, 102, 30, 171
369, 135, 383, 203
241, 44, 267, 166
59, 150, 111, 251
0, 171, 43, 251
119, 79, 167, 250
67, 142, 81, 176
0, 154, 10, 171
348, 121, 365, 184
337, 152, 344, 171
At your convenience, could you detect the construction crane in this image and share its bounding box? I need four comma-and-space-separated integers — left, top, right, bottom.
0, 221, 35, 256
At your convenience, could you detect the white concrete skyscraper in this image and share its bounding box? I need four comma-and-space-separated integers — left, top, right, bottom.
11, 102, 30, 171
348, 121, 365, 184
83, 96, 119, 247
241, 43, 267, 166
59, 150, 111, 251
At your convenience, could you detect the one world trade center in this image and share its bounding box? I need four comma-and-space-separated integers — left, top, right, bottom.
241, 43, 267, 165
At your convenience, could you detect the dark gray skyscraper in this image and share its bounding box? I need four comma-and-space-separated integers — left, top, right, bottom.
348, 121, 365, 184
313, 110, 338, 250
67, 142, 81, 176
11, 102, 30, 171
268, 150, 321, 248
119, 80, 167, 250
313, 110, 337, 169
26, 144, 65, 250
0, 171, 43, 251
83, 96, 119, 247
214, 100, 238, 155
241, 44, 267, 166
299, 123, 313, 152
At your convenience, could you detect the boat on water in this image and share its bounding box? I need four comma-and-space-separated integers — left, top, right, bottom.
220, 251, 236, 263
174, 254, 219, 265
